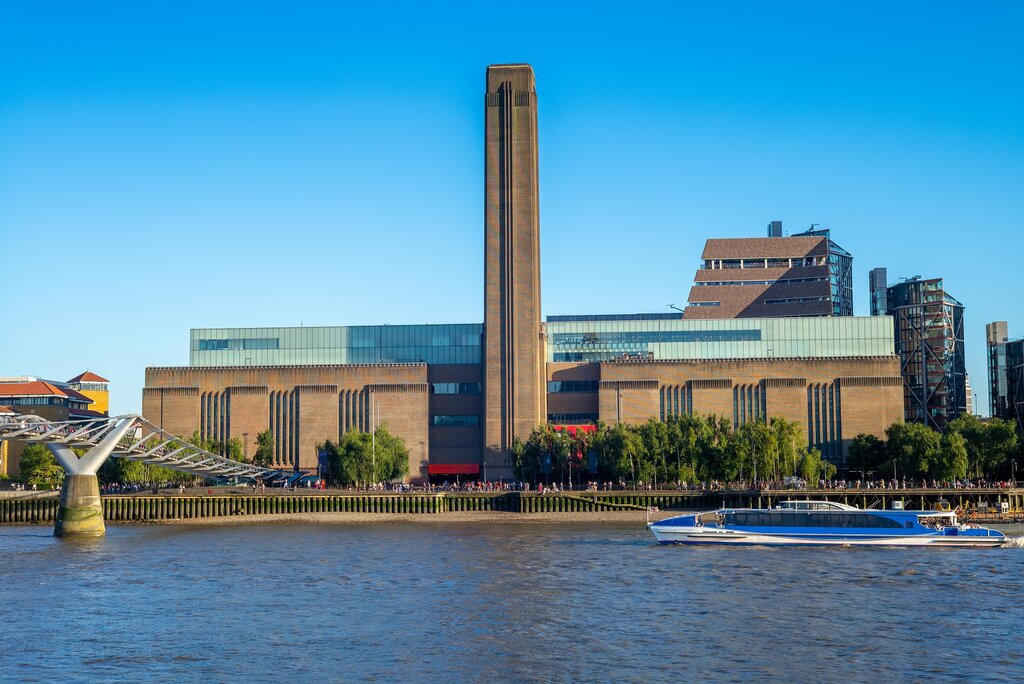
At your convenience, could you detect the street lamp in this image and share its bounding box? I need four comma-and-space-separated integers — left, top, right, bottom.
667, 304, 685, 315
892, 459, 898, 482
1012, 460, 1017, 486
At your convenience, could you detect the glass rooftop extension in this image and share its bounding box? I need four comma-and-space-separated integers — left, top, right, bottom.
545, 316, 895, 363
189, 324, 482, 367
189, 316, 894, 367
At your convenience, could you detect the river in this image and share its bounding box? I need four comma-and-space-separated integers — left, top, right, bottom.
2, 522, 1022, 682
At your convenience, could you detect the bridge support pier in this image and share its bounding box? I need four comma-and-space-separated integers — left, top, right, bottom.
46, 418, 136, 538
54, 474, 104, 537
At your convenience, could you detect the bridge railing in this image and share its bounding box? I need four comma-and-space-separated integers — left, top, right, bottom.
0, 413, 279, 481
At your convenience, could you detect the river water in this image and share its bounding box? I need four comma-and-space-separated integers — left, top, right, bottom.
2, 522, 1023, 682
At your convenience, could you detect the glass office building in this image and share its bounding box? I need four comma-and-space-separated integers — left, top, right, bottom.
545, 315, 894, 363
190, 324, 482, 367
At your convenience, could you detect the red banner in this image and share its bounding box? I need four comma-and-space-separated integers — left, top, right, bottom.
427, 463, 481, 475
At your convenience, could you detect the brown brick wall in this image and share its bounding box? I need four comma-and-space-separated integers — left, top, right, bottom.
369, 383, 430, 482
143, 365, 429, 480
142, 386, 200, 439
226, 385, 269, 463
295, 385, 339, 471
597, 380, 660, 426
588, 356, 902, 459
838, 377, 904, 448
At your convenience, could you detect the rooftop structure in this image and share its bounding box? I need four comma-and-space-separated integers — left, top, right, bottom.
685, 222, 853, 319
545, 315, 894, 363
191, 324, 482, 367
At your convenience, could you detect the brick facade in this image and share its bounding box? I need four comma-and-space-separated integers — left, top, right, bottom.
143, 365, 428, 478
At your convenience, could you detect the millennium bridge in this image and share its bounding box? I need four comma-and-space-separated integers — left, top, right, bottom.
0, 413, 282, 537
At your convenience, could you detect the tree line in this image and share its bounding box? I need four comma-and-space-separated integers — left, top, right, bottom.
512, 415, 835, 488
849, 415, 1020, 482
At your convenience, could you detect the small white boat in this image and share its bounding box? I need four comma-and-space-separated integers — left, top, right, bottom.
648, 500, 1006, 547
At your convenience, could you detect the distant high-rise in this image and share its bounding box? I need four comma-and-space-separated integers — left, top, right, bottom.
987, 321, 1010, 419
483, 64, 546, 475
884, 277, 966, 430
987, 321, 1024, 432
685, 222, 853, 318
869, 267, 888, 316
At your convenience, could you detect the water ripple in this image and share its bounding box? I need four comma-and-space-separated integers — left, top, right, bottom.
2, 522, 1023, 682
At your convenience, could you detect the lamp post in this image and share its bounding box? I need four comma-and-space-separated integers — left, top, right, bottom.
892, 459, 897, 483
667, 304, 685, 316
1012, 460, 1017, 486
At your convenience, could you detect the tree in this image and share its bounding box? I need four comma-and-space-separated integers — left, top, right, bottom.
225, 437, 246, 463
253, 430, 274, 468
937, 431, 969, 481
797, 447, 825, 484
772, 418, 804, 480
886, 422, 940, 479
19, 444, 64, 489
949, 414, 1018, 479
847, 434, 886, 479
323, 425, 409, 486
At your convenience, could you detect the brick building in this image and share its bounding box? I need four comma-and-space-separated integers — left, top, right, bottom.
142, 64, 903, 480
684, 223, 853, 319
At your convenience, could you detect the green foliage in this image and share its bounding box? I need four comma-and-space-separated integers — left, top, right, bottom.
947, 414, 1018, 478
517, 415, 816, 487
885, 422, 940, 478
797, 447, 831, 483
847, 433, 886, 478
323, 424, 409, 486
19, 444, 63, 489
937, 431, 969, 481
253, 429, 274, 468
225, 437, 245, 463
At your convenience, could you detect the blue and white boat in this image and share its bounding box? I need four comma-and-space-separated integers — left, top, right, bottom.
648, 500, 1006, 547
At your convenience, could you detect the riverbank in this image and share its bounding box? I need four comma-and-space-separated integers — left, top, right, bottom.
151, 509, 680, 526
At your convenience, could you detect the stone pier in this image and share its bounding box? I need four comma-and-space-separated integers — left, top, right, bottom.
53, 474, 105, 537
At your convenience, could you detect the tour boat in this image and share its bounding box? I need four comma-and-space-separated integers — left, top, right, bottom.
648, 500, 1007, 547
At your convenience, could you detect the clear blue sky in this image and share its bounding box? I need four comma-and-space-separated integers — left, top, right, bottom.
2, 1, 1021, 416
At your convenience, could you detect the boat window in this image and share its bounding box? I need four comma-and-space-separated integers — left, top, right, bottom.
727, 511, 904, 528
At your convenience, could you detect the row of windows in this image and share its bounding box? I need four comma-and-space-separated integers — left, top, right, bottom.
704, 257, 827, 270
199, 338, 280, 351
551, 330, 762, 347
695, 276, 828, 287
547, 313, 681, 323
0, 397, 64, 406
765, 296, 830, 305
724, 512, 904, 528
432, 382, 481, 395
432, 415, 479, 426
547, 381, 599, 393
75, 383, 107, 391
687, 302, 721, 307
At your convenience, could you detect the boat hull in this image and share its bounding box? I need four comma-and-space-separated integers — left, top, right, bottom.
650, 525, 1007, 547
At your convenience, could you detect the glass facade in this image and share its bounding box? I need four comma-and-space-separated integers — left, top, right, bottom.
1007, 340, 1024, 433
545, 316, 894, 363
432, 415, 480, 426
190, 324, 482, 367
432, 382, 481, 395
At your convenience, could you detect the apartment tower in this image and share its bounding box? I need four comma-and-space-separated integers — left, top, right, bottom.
483, 64, 546, 476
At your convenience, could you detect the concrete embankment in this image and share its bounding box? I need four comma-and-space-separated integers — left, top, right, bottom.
2, 488, 1022, 525
0, 491, 689, 525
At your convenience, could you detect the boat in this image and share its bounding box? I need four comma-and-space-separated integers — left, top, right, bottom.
648, 500, 1007, 547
